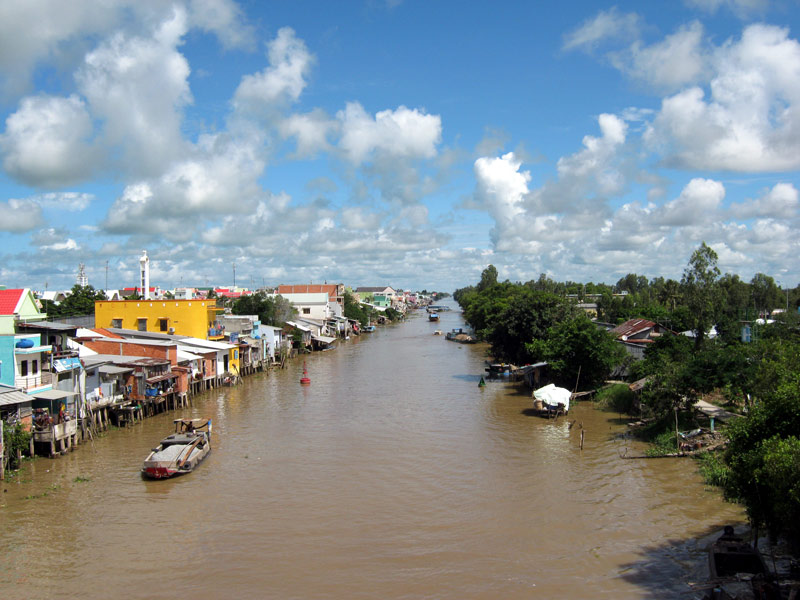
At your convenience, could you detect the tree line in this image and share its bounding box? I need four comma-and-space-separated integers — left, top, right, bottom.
455, 244, 800, 544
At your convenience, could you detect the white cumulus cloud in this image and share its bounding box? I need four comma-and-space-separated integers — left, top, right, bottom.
645, 24, 800, 172
76, 6, 192, 178
1, 95, 96, 187
233, 27, 314, 113
337, 103, 442, 165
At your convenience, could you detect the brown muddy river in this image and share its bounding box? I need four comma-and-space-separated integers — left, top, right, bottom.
1, 303, 743, 599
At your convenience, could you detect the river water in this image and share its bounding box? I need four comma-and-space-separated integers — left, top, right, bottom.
1, 303, 744, 599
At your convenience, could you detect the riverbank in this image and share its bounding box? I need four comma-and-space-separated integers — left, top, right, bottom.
1, 307, 749, 599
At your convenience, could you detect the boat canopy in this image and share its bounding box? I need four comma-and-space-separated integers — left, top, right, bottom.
533, 384, 572, 411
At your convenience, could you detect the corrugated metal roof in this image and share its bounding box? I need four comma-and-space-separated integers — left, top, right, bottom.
610, 318, 657, 339
0, 390, 32, 407
17, 321, 78, 331
98, 364, 134, 375
31, 390, 79, 400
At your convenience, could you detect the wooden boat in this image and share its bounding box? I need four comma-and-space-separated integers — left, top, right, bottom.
531, 383, 572, 417
707, 527, 779, 599
485, 362, 513, 377
428, 312, 439, 321
709, 527, 768, 579
142, 418, 212, 479
445, 328, 475, 343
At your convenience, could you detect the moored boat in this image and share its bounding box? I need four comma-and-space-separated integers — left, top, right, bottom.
531, 383, 572, 417
428, 312, 439, 321
707, 526, 779, 599
142, 418, 212, 479
445, 328, 475, 343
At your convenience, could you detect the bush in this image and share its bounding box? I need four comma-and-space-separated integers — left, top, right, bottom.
3, 422, 31, 471
595, 384, 636, 414
698, 452, 729, 488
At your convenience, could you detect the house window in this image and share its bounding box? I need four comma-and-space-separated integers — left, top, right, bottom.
159, 318, 168, 332
32, 360, 38, 375
20, 361, 28, 376
302, 307, 311, 315
111, 318, 122, 328
137, 318, 147, 331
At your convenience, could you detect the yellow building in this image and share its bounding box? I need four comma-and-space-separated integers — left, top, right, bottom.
95, 299, 224, 341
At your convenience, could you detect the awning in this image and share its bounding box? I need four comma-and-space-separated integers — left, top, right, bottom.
312, 334, 337, 345
177, 349, 203, 362
0, 390, 32, 407
146, 373, 178, 384
31, 390, 79, 401
99, 364, 134, 375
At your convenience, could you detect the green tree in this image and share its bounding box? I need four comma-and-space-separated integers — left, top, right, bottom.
751, 272, 779, 317
533, 315, 626, 390
477, 264, 498, 292
47, 284, 107, 317
681, 242, 721, 349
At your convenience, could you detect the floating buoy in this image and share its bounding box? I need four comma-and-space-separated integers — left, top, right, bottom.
300, 361, 311, 385
478, 376, 486, 388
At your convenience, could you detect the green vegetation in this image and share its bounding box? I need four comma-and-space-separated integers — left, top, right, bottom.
454, 267, 623, 389
3, 422, 31, 472
40, 284, 107, 317
344, 290, 377, 326
595, 384, 636, 415
455, 243, 800, 544
231, 291, 297, 327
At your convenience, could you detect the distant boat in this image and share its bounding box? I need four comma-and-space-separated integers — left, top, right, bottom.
428, 313, 439, 321
445, 328, 475, 343
363, 325, 376, 332
142, 419, 212, 479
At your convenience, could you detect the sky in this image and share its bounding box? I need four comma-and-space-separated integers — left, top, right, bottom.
1, 0, 799, 293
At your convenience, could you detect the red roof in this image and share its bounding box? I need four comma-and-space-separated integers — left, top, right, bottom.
0, 288, 25, 315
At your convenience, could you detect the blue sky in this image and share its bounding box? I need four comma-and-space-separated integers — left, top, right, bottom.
1, 0, 799, 292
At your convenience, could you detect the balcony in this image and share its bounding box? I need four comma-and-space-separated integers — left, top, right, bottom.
15, 371, 53, 392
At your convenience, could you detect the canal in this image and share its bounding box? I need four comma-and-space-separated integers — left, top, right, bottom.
1, 303, 743, 599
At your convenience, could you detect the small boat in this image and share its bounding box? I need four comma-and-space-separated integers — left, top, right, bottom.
433, 329, 443, 335
428, 312, 439, 321
363, 325, 376, 332
142, 418, 212, 479
485, 362, 512, 377
707, 526, 779, 599
445, 328, 476, 343
531, 383, 572, 417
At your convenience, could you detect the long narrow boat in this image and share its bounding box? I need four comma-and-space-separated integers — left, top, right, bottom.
707, 526, 780, 599
142, 418, 212, 479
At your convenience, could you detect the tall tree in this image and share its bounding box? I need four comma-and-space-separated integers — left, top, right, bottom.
477, 264, 498, 292
751, 272, 779, 317
681, 242, 720, 349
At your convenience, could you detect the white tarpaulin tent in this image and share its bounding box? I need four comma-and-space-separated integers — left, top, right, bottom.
533, 383, 572, 411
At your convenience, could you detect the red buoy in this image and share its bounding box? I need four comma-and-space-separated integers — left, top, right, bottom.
300, 361, 311, 385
